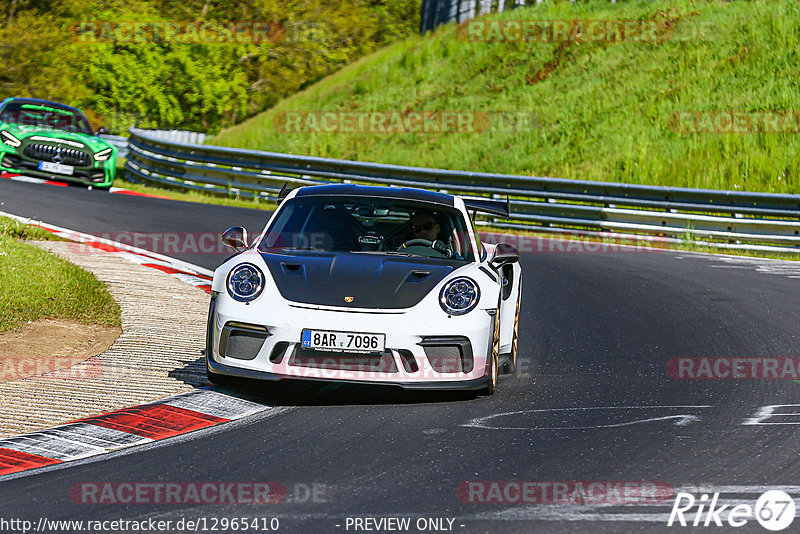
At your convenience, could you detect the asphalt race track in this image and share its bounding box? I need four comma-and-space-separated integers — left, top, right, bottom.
2, 178, 800, 533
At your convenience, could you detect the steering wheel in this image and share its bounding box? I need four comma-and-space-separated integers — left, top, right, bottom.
401, 238, 433, 248
400, 239, 453, 258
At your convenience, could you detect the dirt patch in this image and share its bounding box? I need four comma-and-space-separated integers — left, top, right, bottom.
0, 320, 120, 383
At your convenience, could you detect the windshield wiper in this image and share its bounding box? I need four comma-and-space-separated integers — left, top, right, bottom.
279, 246, 326, 252
352, 250, 413, 257
350, 250, 413, 257
380, 251, 414, 257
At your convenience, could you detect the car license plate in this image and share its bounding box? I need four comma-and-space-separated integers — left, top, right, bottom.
301, 329, 385, 354
38, 161, 74, 175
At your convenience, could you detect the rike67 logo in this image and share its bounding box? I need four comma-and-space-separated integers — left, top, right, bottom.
668, 490, 795, 531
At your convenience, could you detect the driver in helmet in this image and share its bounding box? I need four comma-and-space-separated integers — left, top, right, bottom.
410, 211, 440, 241
400, 210, 453, 257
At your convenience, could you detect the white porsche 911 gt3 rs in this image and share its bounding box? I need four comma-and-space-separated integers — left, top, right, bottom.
206, 184, 521, 394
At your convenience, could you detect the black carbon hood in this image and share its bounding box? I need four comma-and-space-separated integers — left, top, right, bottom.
260, 251, 455, 309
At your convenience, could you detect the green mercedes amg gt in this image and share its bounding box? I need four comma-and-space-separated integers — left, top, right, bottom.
0, 97, 117, 188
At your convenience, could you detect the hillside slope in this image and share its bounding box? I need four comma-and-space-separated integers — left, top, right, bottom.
212, 0, 800, 193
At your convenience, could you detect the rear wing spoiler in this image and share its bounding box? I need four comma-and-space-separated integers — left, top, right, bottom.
462, 196, 510, 219
276, 184, 511, 218
276, 182, 293, 204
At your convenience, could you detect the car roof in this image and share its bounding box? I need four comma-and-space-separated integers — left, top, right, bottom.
1, 97, 84, 115
293, 184, 455, 206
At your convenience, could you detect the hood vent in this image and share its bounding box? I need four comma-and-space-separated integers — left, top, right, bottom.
262, 252, 453, 309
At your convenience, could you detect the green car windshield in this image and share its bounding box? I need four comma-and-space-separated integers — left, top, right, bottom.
0, 102, 93, 135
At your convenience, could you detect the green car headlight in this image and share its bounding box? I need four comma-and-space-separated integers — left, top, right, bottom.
1, 131, 21, 148
93, 147, 113, 161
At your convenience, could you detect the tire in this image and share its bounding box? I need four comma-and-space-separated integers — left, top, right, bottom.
507, 275, 522, 375
207, 366, 238, 387
483, 302, 501, 395
204, 296, 236, 387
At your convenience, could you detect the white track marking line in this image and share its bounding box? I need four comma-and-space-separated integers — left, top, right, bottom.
463, 406, 713, 430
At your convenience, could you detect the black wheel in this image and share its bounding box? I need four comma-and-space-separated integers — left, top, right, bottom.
87, 182, 112, 192
207, 366, 238, 387
204, 295, 235, 387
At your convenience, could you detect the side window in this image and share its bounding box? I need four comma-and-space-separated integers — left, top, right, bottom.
469, 215, 486, 261
449, 227, 463, 257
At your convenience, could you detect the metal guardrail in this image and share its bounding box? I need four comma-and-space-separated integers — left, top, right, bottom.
100, 130, 206, 160
144, 129, 207, 145
420, 0, 531, 34
125, 127, 800, 251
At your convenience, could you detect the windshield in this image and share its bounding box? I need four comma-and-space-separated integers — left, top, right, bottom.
0, 102, 93, 134
258, 196, 476, 262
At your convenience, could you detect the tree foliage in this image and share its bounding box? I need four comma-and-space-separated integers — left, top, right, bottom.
0, 0, 420, 133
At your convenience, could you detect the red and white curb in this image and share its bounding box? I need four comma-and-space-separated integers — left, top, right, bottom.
0, 389, 271, 477
0, 212, 257, 477
0, 210, 214, 293
1, 171, 171, 199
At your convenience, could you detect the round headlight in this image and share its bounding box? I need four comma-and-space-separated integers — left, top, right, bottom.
227, 263, 264, 302
439, 276, 480, 315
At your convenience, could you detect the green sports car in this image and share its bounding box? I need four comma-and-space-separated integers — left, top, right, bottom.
0, 97, 117, 188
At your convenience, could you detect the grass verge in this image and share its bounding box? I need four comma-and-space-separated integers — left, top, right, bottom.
211, 0, 800, 194
115, 177, 277, 212
0, 217, 65, 241
0, 217, 121, 332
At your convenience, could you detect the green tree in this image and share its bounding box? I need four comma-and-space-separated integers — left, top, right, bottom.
0, 0, 420, 133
